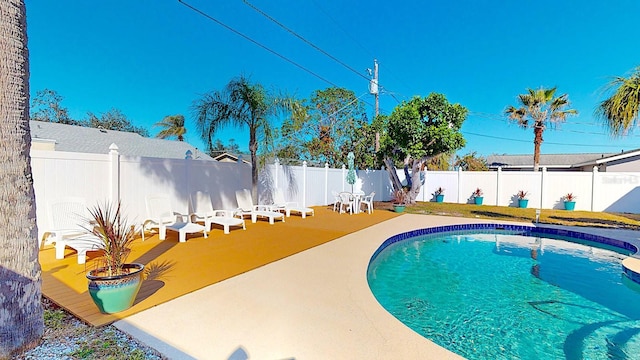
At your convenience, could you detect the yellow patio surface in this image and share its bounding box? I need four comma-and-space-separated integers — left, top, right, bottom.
39, 206, 399, 327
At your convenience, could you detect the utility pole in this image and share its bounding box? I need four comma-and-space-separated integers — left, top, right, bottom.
369, 59, 380, 151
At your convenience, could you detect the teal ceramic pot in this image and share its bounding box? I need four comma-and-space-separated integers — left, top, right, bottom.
564, 201, 576, 211
518, 199, 529, 208
474, 196, 483, 205
393, 205, 406, 213
436, 194, 444, 203
87, 263, 145, 314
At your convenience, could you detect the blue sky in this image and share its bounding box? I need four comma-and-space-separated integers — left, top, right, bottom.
26, 0, 640, 158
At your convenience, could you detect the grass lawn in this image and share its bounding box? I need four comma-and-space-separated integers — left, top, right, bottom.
376, 201, 640, 230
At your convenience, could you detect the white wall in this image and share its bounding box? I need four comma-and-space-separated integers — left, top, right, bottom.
31, 149, 640, 241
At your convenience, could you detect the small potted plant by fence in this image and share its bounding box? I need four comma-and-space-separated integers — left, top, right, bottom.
434, 187, 445, 203
473, 188, 484, 205
563, 193, 576, 211
85, 201, 145, 314
392, 188, 409, 213
517, 190, 529, 208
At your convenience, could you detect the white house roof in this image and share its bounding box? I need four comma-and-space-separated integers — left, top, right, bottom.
572, 148, 640, 167
486, 153, 615, 169
30, 120, 213, 160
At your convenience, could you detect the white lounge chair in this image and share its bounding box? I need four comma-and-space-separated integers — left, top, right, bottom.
273, 189, 314, 219
189, 191, 246, 234
143, 194, 206, 243
235, 189, 285, 224
42, 197, 104, 264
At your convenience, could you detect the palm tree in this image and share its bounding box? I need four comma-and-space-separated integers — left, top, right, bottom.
595, 66, 640, 136
154, 114, 186, 141
0, 0, 44, 356
193, 75, 292, 202
505, 87, 577, 171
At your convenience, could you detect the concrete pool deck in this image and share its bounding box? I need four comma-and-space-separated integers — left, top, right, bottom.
113, 214, 640, 359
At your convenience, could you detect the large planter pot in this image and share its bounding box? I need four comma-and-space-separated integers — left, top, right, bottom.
435, 194, 444, 203
518, 199, 529, 208
474, 196, 484, 205
87, 263, 145, 314
393, 204, 406, 213
564, 201, 576, 211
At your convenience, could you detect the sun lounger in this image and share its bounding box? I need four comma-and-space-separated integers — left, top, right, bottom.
235, 189, 284, 224
190, 191, 246, 234
273, 189, 314, 218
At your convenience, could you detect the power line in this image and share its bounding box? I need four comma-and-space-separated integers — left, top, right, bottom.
178, 1, 380, 116
177, 0, 338, 87
243, 0, 371, 83
463, 131, 631, 148
243, 0, 402, 111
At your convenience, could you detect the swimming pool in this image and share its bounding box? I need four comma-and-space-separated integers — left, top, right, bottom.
367, 225, 640, 360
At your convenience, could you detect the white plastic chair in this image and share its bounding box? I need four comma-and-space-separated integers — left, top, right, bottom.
331, 190, 342, 212
273, 189, 314, 219
235, 189, 285, 224
338, 192, 356, 214
359, 192, 376, 214
190, 191, 246, 234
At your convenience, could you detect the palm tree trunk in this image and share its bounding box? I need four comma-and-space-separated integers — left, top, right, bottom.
249, 127, 258, 204
533, 126, 544, 172
0, 0, 44, 357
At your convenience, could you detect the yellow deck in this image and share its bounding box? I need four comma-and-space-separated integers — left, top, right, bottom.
40, 206, 398, 326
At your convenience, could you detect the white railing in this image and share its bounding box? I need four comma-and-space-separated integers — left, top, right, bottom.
31, 147, 640, 241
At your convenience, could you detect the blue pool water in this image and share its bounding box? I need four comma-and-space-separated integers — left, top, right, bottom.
367, 229, 640, 360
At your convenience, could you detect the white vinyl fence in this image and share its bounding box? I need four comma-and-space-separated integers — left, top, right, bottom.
31, 147, 640, 241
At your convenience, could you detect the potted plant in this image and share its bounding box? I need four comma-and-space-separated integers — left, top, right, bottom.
434, 187, 445, 203
392, 189, 409, 213
85, 201, 145, 314
517, 190, 529, 208
472, 188, 484, 205
563, 193, 576, 211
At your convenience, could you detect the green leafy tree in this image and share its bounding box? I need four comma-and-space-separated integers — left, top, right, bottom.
595, 66, 640, 136
454, 151, 488, 171
505, 87, 577, 171
0, 0, 44, 356
84, 108, 149, 137
30, 88, 77, 124
279, 87, 369, 167
193, 75, 293, 201
209, 138, 241, 157
379, 93, 467, 202
426, 153, 453, 170
154, 114, 186, 141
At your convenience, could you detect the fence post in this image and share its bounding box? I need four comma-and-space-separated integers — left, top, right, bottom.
341, 164, 346, 192
324, 162, 329, 205
540, 166, 547, 210
109, 143, 120, 203
591, 166, 598, 211
303, 161, 307, 208
457, 167, 462, 204
496, 166, 502, 206
185, 150, 193, 211
274, 158, 280, 189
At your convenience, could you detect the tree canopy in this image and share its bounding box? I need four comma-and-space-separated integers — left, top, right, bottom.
596, 66, 640, 137
378, 93, 467, 200
193, 75, 293, 201
85, 108, 150, 137
278, 87, 372, 168
505, 87, 577, 171
154, 114, 186, 141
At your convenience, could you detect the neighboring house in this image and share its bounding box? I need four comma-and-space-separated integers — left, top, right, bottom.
30, 120, 213, 160
212, 152, 251, 165
486, 153, 617, 171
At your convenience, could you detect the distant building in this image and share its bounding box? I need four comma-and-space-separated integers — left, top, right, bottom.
30, 120, 213, 160
212, 152, 251, 165
485, 152, 631, 172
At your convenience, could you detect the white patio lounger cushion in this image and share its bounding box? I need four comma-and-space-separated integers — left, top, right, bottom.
235, 189, 284, 224
144, 195, 204, 242
189, 191, 245, 234
273, 189, 314, 219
